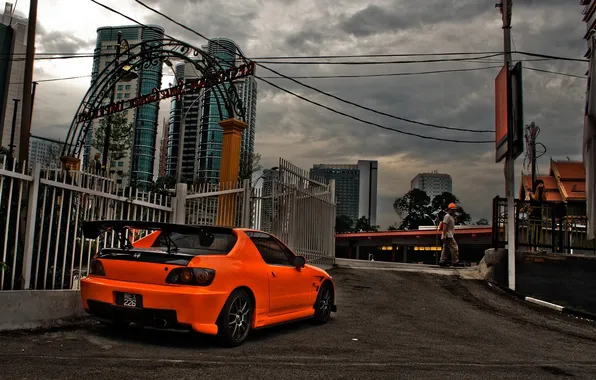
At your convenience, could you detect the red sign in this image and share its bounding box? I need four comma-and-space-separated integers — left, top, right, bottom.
495, 64, 509, 163
77, 61, 256, 123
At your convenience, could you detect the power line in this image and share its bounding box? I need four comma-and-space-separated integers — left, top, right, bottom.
130, 0, 494, 136
85, 1, 589, 142
525, 67, 585, 79
255, 75, 491, 143
255, 54, 505, 65
259, 66, 502, 79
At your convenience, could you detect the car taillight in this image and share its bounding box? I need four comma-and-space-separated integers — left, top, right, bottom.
166, 268, 215, 286
89, 259, 105, 276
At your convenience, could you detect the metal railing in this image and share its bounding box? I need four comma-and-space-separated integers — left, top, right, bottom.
492, 196, 596, 254
0, 158, 173, 291
0, 157, 337, 291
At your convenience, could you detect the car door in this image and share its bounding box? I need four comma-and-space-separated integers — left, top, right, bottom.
246, 232, 310, 316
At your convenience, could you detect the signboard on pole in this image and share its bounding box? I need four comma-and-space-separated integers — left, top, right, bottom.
510, 62, 524, 160
495, 64, 510, 163
495, 62, 524, 163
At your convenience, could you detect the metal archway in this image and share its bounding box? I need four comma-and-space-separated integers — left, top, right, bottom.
62, 37, 252, 161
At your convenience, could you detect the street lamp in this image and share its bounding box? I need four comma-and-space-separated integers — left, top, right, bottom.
424, 211, 441, 265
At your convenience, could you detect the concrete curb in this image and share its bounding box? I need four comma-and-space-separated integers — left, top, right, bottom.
487, 281, 596, 322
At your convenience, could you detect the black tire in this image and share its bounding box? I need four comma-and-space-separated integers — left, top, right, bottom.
312, 282, 334, 325
216, 289, 253, 347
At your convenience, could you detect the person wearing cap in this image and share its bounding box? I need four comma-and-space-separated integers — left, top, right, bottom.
439, 202, 460, 266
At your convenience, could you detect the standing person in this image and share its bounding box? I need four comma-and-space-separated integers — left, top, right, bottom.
527, 179, 546, 252
439, 203, 460, 267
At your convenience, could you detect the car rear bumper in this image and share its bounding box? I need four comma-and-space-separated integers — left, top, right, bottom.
80, 276, 229, 335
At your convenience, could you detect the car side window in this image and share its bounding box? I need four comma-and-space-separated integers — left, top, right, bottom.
246, 232, 294, 266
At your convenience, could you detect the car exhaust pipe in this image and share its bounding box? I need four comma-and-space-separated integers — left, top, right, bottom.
153, 318, 167, 328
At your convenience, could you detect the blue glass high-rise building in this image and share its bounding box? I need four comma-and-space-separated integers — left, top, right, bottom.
196, 38, 257, 184
85, 25, 165, 188
166, 38, 257, 185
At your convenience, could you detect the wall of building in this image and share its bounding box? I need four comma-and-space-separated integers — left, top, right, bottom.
411, 172, 453, 200
0, 3, 25, 154
358, 160, 378, 225
490, 250, 596, 315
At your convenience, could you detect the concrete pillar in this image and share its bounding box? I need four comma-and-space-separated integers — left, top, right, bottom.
392, 244, 397, 262
355, 244, 360, 260
216, 118, 247, 227
402, 246, 408, 263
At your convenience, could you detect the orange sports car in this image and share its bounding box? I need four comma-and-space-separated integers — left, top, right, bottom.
80, 220, 337, 347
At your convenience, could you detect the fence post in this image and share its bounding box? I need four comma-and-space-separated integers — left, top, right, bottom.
21, 164, 40, 289
172, 183, 187, 224
241, 179, 251, 228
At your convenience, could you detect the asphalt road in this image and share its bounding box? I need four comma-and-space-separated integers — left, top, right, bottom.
2, 268, 596, 379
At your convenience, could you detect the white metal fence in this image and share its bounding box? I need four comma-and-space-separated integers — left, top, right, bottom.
0, 159, 173, 291
0, 157, 336, 291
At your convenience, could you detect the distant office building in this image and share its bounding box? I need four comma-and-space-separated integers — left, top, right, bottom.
0, 3, 26, 154
311, 160, 378, 225
410, 171, 453, 200
85, 24, 165, 188
28, 136, 63, 169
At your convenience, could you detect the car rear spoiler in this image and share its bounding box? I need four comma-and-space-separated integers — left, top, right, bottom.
81, 220, 233, 240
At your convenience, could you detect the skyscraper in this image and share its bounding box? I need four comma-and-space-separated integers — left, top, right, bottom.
85, 24, 165, 188
195, 38, 257, 184
165, 38, 256, 185
0, 2, 26, 154
166, 62, 202, 182
410, 171, 453, 200
311, 160, 378, 225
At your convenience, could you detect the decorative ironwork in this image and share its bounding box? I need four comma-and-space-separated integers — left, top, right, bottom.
62, 38, 252, 158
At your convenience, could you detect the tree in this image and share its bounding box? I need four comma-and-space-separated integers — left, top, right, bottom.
239, 152, 263, 181
353, 216, 379, 232
430, 192, 471, 225
476, 218, 489, 225
388, 223, 399, 231
148, 174, 176, 195
91, 112, 134, 163
393, 188, 431, 230
335, 215, 353, 233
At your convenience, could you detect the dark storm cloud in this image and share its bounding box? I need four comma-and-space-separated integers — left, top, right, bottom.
36, 24, 94, 54
338, 1, 490, 37
30, 0, 590, 227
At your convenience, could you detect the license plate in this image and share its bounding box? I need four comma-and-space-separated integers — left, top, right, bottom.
115, 292, 143, 308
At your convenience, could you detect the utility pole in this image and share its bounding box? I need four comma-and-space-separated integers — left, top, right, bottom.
18, 0, 38, 167
502, 0, 516, 291
527, 122, 538, 185
9, 98, 20, 157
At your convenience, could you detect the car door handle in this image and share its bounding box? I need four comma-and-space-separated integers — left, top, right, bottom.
271, 271, 277, 277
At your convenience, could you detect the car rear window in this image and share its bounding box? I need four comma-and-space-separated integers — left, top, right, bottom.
150, 230, 237, 256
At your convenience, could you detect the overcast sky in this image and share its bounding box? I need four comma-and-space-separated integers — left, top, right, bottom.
13, 0, 588, 228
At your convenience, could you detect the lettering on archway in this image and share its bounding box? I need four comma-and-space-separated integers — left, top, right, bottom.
77, 61, 255, 123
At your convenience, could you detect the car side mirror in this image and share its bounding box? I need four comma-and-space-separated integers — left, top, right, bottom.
294, 255, 306, 269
